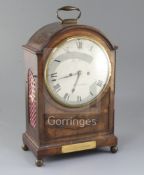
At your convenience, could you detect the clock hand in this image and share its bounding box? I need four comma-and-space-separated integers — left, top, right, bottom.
71, 70, 82, 93
58, 71, 78, 80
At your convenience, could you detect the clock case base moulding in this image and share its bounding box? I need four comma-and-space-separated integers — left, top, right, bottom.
22, 132, 118, 166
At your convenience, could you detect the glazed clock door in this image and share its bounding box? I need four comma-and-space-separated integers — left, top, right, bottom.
44, 37, 111, 108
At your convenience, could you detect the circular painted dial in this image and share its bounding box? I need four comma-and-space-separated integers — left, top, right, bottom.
44, 37, 111, 107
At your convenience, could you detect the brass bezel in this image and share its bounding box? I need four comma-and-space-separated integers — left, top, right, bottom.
44, 36, 112, 108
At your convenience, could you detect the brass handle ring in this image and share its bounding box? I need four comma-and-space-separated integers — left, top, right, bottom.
57, 6, 81, 23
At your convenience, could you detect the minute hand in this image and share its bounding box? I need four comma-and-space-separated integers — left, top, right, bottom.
72, 71, 82, 93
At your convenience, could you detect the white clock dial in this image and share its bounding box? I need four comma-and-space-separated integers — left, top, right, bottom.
44, 37, 111, 107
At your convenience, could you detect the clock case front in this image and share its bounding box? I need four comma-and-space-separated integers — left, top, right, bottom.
22, 9, 118, 165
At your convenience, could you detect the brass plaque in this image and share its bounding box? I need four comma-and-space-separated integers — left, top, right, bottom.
62, 141, 96, 153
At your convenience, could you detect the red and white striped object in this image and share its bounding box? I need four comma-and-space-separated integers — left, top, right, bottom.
28, 69, 37, 128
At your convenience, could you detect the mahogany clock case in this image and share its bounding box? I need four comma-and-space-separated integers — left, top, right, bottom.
22, 7, 118, 166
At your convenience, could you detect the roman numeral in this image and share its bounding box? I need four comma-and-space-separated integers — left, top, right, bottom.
76, 39, 82, 49
90, 91, 94, 96
53, 84, 61, 92
89, 46, 93, 51
77, 96, 82, 102
51, 73, 57, 81
51, 73, 57, 77
64, 93, 70, 101
54, 60, 61, 62
97, 80, 103, 87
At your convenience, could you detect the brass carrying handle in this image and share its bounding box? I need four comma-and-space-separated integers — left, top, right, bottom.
57, 6, 81, 23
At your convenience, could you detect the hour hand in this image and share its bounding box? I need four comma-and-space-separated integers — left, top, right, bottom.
58, 72, 77, 80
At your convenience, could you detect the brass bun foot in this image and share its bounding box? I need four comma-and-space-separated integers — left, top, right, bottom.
22, 144, 29, 151
110, 146, 118, 153
35, 159, 44, 167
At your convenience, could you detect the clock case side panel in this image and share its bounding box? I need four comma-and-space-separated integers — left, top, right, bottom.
22, 23, 67, 156
22, 49, 40, 149
109, 50, 116, 133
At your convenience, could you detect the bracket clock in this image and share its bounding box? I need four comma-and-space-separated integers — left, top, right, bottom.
22, 6, 118, 166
